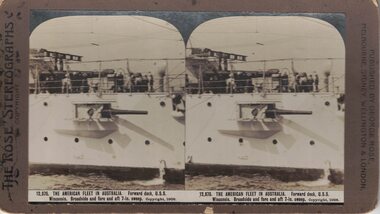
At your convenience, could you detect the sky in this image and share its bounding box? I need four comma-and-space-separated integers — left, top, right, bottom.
30, 16, 186, 89
188, 16, 345, 91
30, 15, 345, 91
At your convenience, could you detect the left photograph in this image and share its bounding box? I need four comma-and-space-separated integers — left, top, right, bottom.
29, 15, 186, 190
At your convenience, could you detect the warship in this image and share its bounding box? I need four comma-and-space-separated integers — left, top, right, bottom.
29, 49, 186, 184
185, 48, 344, 184
29, 46, 344, 185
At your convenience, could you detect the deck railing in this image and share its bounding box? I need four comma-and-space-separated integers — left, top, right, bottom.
30, 77, 342, 95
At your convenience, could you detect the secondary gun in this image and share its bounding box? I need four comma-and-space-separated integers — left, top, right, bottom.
100, 107, 148, 118
265, 108, 312, 118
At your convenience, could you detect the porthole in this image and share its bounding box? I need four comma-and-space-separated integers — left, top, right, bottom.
207, 102, 212, 107
272, 139, 278, 144
74, 138, 79, 143
145, 140, 150, 145
43, 102, 48, 106
325, 101, 330, 106
239, 138, 244, 143
207, 137, 212, 142
108, 139, 113, 144
43, 137, 48, 142
310, 140, 315, 146
160, 101, 166, 107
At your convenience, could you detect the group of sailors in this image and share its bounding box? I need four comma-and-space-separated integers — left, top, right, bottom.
274, 72, 320, 93
192, 71, 320, 94
120, 72, 155, 93
37, 70, 155, 94
37, 69, 322, 95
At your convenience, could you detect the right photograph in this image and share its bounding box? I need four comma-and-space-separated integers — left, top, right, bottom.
184, 16, 345, 191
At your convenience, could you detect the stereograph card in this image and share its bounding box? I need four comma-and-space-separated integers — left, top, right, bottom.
0, 0, 378, 213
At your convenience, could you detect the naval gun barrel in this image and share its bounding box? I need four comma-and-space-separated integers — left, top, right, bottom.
101, 108, 148, 118
265, 109, 312, 118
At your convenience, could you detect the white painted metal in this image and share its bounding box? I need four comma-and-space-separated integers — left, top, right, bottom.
29, 93, 185, 170
186, 93, 344, 171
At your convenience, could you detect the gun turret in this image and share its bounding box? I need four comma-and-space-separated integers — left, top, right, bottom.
265, 108, 312, 118
101, 108, 148, 118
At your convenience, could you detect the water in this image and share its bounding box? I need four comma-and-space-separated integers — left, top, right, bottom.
29, 159, 183, 190
296, 162, 331, 187
186, 162, 343, 191
29, 173, 184, 190
185, 175, 343, 191
29, 173, 342, 191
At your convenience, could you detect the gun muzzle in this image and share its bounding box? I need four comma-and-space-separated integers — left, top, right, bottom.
101, 108, 148, 118
265, 109, 312, 118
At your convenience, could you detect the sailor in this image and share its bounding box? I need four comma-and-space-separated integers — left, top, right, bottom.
323, 71, 331, 92
39, 74, 47, 94
61, 72, 72, 93
288, 73, 296, 92
240, 72, 249, 93
142, 75, 149, 92
148, 72, 154, 92
172, 94, 185, 113
295, 72, 301, 92
299, 73, 307, 92
130, 73, 136, 92
245, 73, 253, 93
81, 72, 88, 93
256, 82, 264, 93
208, 74, 217, 93
274, 72, 281, 92
116, 72, 124, 92
308, 74, 314, 92
206, 75, 213, 93
337, 94, 345, 111
185, 73, 190, 87
184, 73, 191, 93
252, 105, 267, 120
44, 75, 53, 93
282, 72, 289, 92
225, 73, 236, 93
88, 79, 97, 93
71, 72, 80, 93
74, 72, 82, 93
134, 73, 143, 92
235, 71, 243, 93
123, 74, 131, 92
314, 74, 319, 92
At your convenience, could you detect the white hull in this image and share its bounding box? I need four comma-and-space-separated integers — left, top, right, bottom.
30, 92, 344, 177
185, 93, 344, 171
29, 93, 185, 170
